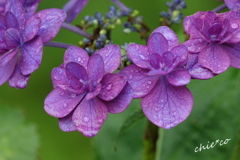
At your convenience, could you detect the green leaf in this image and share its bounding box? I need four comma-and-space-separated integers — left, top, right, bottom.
0, 105, 40, 160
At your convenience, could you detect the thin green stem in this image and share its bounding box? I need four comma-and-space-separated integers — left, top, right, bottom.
155, 128, 164, 160
143, 120, 159, 160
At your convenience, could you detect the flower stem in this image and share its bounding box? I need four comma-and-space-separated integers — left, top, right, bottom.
44, 41, 75, 49
212, 4, 227, 13
143, 120, 159, 160
61, 22, 92, 38
110, 0, 130, 13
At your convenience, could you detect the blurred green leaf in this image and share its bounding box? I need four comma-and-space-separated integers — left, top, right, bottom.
0, 106, 40, 160
160, 68, 240, 160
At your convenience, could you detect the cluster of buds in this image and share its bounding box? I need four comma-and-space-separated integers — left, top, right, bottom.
160, 0, 186, 26
119, 43, 133, 69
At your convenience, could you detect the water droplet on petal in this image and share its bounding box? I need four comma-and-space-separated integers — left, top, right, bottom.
63, 103, 68, 108
77, 57, 81, 62
106, 84, 112, 90
83, 117, 89, 123
129, 75, 132, 79
97, 118, 103, 124
232, 23, 238, 29
154, 107, 160, 112
58, 68, 62, 74
147, 80, 152, 84
71, 94, 76, 98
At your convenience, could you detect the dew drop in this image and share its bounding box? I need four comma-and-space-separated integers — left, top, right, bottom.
71, 94, 76, 98
77, 57, 81, 62
83, 117, 89, 122
97, 118, 103, 124
147, 80, 152, 84
231, 23, 238, 29
63, 103, 68, 108
129, 75, 133, 79
106, 84, 112, 90
154, 107, 160, 112
58, 68, 62, 74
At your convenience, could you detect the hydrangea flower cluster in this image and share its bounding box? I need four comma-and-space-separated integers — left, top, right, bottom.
0, 0, 66, 88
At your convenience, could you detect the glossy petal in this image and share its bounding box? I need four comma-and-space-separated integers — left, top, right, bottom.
51, 66, 69, 88
20, 36, 43, 75
44, 87, 85, 118
63, 0, 89, 23
152, 26, 179, 50
127, 44, 150, 69
167, 70, 191, 86
105, 83, 133, 114
141, 78, 193, 129
148, 32, 168, 56
5, 11, 19, 30
58, 112, 77, 132
98, 73, 126, 101
87, 54, 104, 85
0, 49, 18, 85
23, 16, 41, 42
5, 28, 21, 48
8, 60, 30, 88
95, 44, 121, 73
72, 97, 108, 137
199, 44, 230, 74
5, 0, 26, 30
223, 43, 240, 69
120, 64, 159, 98
35, 8, 67, 43
23, 0, 41, 19
64, 46, 89, 68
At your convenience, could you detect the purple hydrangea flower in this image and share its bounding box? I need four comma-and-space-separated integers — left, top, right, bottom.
0, 0, 66, 88
120, 26, 193, 129
184, 10, 240, 74
224, 0, 240, 10
44, 45, 133, 137
63, 0, 89, 23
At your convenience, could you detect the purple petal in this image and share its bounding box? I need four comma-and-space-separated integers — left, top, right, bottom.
199, 44, 230, 74
8, 60, 30, 88
44, 87, 85, 118
58, 112, 77, 132
149, 53, 161, 70
141, 78, 193, 129
224, 0, 240, 10
63, 0, 89, 23
72, 97, 108, 137
187, 53, 215, 79
183, 38, 208, 53
64, 46, 89, 68
35, 8, 66, 43
170, 44, 188, 66
127, 44, 150, 69
98, 73, 126, 101
0, 49, 18, 85
147, 32, 168, 56
51, 66, 69, 88
23, 0, 41, 19
95, 44, 121, 73
223, 43, 240, 69
85, 83, 101, 100
87, 54, 104, 85
120, 64, 159, 98
105, 83, 133, 114
5, 0, 26, 30
0, 15, 6, 29
23, 16, 41, 42
5, 11, 19, 30
167, 70, 191, 86
183, 11, 205, 34
5, 28, 21, 48
20, 36, 43, 75
152, 26, 179, 50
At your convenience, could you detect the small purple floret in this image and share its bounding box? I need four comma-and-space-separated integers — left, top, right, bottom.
44, 45, 133, 137
120, 26, 193, 129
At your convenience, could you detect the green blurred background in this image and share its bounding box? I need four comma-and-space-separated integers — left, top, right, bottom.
1, 0, 240, 160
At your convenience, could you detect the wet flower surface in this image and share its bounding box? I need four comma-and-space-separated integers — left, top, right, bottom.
120, 26, 193, 129
44, 45, 133, 137
0, 0, 66, 88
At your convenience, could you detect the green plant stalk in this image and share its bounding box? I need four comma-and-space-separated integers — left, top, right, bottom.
143, 120, 159, 160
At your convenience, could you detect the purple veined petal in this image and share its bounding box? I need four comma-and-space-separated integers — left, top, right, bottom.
5, 0, 26, 30
147, 32, 168, 56
199, 44, 230, 74
183, 38, 208, 53
72, 97, 108, 137
22, 0, 41, 19
63, 0, 89, 23
170, 44, 188, 66
127, 44, 150, 69
167, 70, 191, 86
120, 64, 159, 98
152, 26, 179, 50
187, 53, 215, 79
44, 87, 85, 118
87, 54, 104, 86
149, 53, 161, 70
85, 83, 101, 100
224, 0, 240, 10
0, 15, 6, 29
161, 51, 174, 71
58, 111, 77, 132
98, 73, 127, 101
20, 36, 43, 75
8, 60, 30, 88
5, 11, 19, 30
23, 16, 41, 42
183, 11, 206, 34
95, 44, 121, 73
105, 83, 133, 114
51, 66, 69, 88
0, 0, 5, 14
64, 46, 89, 68
0, 49, 18, 85
222, 43, 240, 69
141, 78, 193, 129
5, 28, 21, 48
35, 8, 67, 43
0, 29, 7, 52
